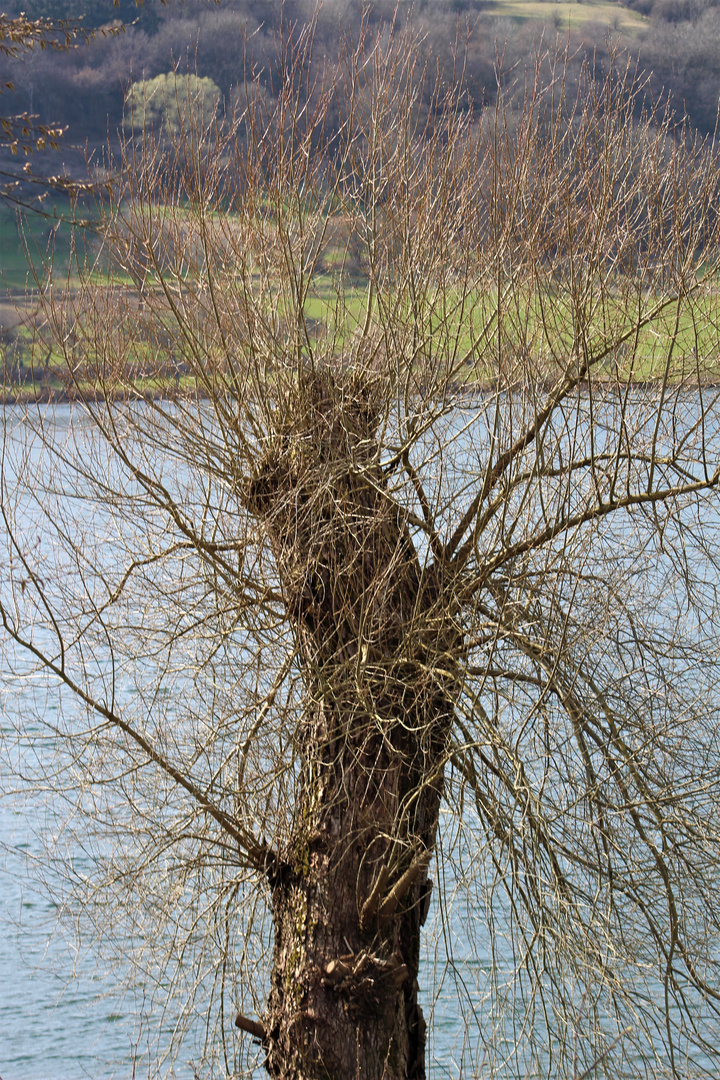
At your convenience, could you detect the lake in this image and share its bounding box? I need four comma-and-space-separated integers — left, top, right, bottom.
0, 747, 480, 1079
2, 396, 720, 1080
0, 404, 483, 1080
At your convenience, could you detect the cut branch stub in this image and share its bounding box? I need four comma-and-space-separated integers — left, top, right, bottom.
359, 862, 391, 930
235, 1012, 266, 1042
323, 950, 410, 992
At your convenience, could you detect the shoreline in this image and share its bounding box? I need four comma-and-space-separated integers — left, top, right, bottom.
4, 376, 720, 408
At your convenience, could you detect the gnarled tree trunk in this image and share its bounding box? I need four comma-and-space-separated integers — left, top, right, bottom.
242, 373, 458, 1079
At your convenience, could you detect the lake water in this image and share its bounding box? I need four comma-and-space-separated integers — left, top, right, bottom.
2, 398, 720, 1080
0, 805, 137, 1080
0, 404, 481, 1080
0, 757, 478, 1079
0, 682, 157, 1080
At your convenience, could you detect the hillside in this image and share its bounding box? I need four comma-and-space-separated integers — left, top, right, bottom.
0, 0, 718, 185
482, 0, 648, 31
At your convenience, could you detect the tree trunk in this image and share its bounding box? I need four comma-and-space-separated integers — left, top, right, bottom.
242, 374, 458, 1079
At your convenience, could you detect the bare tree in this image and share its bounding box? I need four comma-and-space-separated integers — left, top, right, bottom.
3, 24, 720, 1080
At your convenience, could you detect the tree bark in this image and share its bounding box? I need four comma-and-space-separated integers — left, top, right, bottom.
243, 373, 458, 1079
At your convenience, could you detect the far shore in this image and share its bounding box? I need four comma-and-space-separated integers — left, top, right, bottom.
4, 375, 720, 410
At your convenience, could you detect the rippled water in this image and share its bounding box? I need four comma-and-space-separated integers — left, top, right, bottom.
0, 786, 474, 1080
0, 793, 135, 1079
2, 397, 720, 1080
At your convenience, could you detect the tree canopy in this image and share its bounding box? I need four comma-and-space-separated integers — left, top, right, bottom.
124, 72, 221, 137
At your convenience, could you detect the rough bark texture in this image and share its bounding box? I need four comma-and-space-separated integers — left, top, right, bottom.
243, 373, 458, 1080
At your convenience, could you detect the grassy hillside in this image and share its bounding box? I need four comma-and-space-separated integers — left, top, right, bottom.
482, 0, 648, 32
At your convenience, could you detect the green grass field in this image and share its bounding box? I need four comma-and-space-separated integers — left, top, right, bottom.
0, 202, 80, 291
482, 0, 648, 31
3, 199, 719, 399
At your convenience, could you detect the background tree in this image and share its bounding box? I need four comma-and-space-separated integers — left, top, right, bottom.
124, 72, 222, 138
6, 0, 720, 167
3, 24, 720, 1080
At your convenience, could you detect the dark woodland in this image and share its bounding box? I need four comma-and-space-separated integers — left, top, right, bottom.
2, 0, 720, 167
